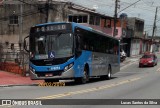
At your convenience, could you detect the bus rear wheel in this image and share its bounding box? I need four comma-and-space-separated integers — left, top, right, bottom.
107, 66, 112, 80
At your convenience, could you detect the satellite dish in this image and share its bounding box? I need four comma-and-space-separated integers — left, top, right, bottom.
119, 13, 128, 19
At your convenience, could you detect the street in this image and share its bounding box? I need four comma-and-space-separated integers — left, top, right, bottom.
0, 55, 160, 108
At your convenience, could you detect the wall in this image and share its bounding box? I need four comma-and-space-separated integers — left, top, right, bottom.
130, 39, 141, 56
112, 27, 122, 39
0, 3, 45, 44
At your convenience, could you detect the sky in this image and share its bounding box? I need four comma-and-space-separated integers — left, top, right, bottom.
65, 0, 160, 36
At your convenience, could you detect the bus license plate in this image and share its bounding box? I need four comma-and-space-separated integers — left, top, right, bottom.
45, 73, 53, 77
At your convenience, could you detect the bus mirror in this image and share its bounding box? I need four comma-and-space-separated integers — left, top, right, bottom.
24, 36, 29, 52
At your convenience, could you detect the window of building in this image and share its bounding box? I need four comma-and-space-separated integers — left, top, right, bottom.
68, 15, 88, 23
89, 15, 100, 26
115, 29, 118, 35
9, 15, 18, 25
105, 19, 111, 28
89, 15, 94, 25
95, 16, 100, 25
73, 16, 78, 22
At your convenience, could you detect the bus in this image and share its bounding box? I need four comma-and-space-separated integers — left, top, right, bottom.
24, 22, 120, 83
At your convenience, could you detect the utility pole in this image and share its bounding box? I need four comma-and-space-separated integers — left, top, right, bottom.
45, 0, 50, 23
150, 7, 158, 52
19, 0, 23, 50
45, 0, 49, 23
113, 0, 120, 37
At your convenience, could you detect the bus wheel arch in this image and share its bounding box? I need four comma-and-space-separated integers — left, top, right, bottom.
75, 63, 89, 84
84, 63, 89, 77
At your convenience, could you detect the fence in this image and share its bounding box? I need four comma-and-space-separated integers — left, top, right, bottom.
0, 43, 29, 76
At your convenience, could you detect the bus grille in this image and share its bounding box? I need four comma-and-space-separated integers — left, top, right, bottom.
35, 70, 63, 77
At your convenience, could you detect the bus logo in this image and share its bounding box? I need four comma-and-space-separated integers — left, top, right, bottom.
48, 51, 55, 59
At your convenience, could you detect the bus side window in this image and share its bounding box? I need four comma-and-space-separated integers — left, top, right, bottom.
84, 43, 89, 50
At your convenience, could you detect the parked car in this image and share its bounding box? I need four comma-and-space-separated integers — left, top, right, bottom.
139, 52, 158, 67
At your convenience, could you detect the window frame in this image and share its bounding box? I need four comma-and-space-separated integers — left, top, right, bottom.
9, 15, 19, 25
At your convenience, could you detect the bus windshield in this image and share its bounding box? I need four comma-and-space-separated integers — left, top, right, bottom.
31, 33, 74, 59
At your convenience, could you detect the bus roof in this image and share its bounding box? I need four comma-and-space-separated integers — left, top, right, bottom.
34, 22, 118, 41
35, 22, 68, 27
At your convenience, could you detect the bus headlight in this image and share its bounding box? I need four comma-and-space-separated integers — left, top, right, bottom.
64, 63, 74, 71
68, 63, 73, 68
64, 66, 69, 71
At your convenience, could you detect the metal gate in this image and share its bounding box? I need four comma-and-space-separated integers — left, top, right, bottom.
0, 43, 29, 76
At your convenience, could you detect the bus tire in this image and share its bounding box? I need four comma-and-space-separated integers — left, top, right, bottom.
107, 66, 112, 80
45, 79, 59, 83
75, 68, 89, 84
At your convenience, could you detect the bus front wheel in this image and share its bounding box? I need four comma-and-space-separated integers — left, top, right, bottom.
75, 68, 89, 84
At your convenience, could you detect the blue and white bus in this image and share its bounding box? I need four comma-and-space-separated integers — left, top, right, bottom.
24, 22, 120, 83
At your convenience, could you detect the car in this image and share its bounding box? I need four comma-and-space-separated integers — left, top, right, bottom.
139, 53, 158, 67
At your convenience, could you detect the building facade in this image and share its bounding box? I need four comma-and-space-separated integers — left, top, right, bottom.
123, 17, 145, 57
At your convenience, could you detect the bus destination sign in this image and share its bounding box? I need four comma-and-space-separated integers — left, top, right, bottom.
34, 24, 71, 33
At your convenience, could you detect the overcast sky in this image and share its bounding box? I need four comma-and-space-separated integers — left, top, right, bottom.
66, 0, 160, 36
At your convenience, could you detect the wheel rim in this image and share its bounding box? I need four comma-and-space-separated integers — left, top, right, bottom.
108, 67, 111, 79
82, 70, 88, 83
108, 71, 111, 78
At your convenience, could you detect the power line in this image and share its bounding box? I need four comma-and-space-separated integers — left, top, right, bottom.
118, 0, 141, 13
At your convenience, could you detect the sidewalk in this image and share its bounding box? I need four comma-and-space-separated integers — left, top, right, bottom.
0, 55, 141, 87
0, 71, 43, 87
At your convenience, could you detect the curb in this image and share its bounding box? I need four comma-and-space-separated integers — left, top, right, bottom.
0, 83, 39, 87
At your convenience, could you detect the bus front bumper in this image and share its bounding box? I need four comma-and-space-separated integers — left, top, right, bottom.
30, 67, 75, 80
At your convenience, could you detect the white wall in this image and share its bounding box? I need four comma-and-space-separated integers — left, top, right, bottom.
131, 39, 140, 56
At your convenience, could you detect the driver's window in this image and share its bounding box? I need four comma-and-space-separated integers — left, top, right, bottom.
76, 35, 82, 50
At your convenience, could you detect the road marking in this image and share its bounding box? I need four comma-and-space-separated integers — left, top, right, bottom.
0, 105, 12, 107
120, 60, 138, 70
36, 77, 142, 99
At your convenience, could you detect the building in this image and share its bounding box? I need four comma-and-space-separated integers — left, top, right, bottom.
124, 17, 145, 57
147, 36, 160, 52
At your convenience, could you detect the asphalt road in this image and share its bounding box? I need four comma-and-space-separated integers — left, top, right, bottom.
1, 54, 160, 108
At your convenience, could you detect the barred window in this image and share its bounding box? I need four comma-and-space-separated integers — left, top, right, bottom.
9, 15, 18, 25
68, 15, 88, 23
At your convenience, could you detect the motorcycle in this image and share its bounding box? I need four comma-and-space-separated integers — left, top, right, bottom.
120, 49, 126, 62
